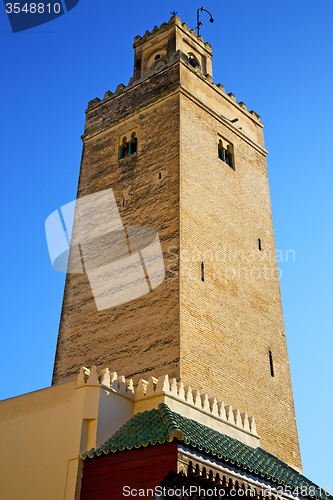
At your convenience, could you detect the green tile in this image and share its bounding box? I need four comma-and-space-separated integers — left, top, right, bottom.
81, 403, 330, 500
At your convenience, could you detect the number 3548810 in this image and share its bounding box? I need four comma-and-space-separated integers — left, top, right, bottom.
5, 3, 61, 14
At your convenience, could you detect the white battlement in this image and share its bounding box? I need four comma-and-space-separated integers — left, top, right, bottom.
76, 366, 260, 448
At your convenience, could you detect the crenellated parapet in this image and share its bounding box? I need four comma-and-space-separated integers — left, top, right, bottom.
214, 85, 261, 123
76, 366, 135, 396
76, 366, 260, 448
133, 14, 213, 55
86, 74, 261, 130
84, 14, 261, 125
84, 14, 262, 128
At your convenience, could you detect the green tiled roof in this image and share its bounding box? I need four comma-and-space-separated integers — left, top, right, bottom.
81, 403, 330, 499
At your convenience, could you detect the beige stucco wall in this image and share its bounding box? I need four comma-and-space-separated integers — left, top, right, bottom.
0, 379, 133, 500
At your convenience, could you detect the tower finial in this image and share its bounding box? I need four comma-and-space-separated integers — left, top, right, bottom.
196, 6, 214, 37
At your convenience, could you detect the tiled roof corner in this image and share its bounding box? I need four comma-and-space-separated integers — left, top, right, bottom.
81, 407, 171, 459
80, 404, 331, 500
158, 403, 184, 441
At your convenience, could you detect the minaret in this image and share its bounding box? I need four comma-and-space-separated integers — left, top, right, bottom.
52, 15, 302, 471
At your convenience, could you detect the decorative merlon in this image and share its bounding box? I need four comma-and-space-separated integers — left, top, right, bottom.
76, 367, 260, 448
86, 66, 261, 126
133, 15, 213, 54
85, 16, 261, 123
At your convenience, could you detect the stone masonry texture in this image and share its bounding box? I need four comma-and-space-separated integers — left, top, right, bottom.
52, 19, 302, 471
53, 67, 181, 386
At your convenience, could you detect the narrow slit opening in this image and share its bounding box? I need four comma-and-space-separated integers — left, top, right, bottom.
269, 350, 274, 377
201, 262, 204, 282
258, 238, 262, 251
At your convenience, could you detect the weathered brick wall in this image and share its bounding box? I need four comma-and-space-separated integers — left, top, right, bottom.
84, 65, 180, 136
52, 69, 181, 386
179, 80, 301, 470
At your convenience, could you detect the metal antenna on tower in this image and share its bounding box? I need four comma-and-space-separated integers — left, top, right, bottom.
196, 6, 214, 37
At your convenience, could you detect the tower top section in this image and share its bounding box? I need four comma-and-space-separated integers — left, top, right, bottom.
132, 14, 213, 81
86, 14, 262, 130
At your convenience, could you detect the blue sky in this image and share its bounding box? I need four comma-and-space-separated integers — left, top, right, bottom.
0, 0, 332, 489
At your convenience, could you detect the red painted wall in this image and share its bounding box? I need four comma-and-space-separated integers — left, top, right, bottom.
80, 442, 178, 500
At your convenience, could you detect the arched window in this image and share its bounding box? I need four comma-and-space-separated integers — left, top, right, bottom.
147, 48, 167, 70
129, 131, 137, 155
119, 131, 138, 159
218, 138, 234, 170
187, 52, 201, 70
225, 145, 233, 168
218, 139, 226, 162
119, 136, 128, 159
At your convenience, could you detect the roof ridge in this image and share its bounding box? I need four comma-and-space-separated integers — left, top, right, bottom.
158, 402, 185, 441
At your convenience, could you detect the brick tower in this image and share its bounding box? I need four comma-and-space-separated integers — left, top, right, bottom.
52, 15, 302, 471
